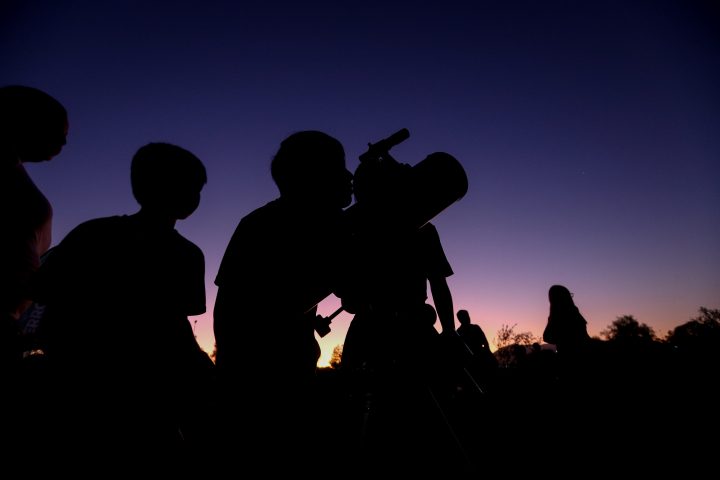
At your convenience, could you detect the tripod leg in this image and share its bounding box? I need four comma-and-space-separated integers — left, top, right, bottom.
423, 382, 476, 471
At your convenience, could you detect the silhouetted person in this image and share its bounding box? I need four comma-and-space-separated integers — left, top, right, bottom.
213, 130, 352, 471
0, 85, 68, 449
536, 284, 619, 462
0, 85, 68, 373
456, 310, 494, 358
543, 285, 591, 354
33, 143, 214, 463
539, 285, 692, 469
456, 309, 498, 382
338, 155, 470, 472
340, 158, 458, 368
541, 284, 597, 393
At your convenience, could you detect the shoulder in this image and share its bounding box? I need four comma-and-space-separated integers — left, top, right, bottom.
232, 200, 282, 231
63, 215, 125, 241
246, 199, 283, 220
38, 217, 124, 275
228, 199, 289, 244
172, 231, 204, 260
77, 215, 125, 228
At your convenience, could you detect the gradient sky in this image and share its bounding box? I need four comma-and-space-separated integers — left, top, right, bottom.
3, 0, 718, 366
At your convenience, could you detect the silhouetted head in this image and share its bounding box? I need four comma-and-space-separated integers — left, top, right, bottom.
271, 130, 352, 210
0, 85, 68, 163
457, 309, 471, 326
548, 284, 574, 307
131, 142, 207, 220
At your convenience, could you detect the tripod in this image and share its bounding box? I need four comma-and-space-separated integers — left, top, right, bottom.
339, 312, 485, 474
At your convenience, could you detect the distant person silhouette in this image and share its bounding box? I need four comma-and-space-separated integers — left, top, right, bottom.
543, 285, 591, 356
456, 310, 493, 356
33, 143, 214, 457
213, 130, 352, 470
456, 309, 499, 375
338, 154, 470, 472
541, 284, 598, 398
0, 85, 68, 373
539, 285, 603, 430
538, 286, 654, 466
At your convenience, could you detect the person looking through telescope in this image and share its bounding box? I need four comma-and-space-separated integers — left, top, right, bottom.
337, 142, 468, 471
213, 130, 353, 471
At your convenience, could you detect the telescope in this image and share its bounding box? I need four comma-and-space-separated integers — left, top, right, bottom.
310, 129, 469, 327
358, 128, 410, 164
348, 128, 469, 233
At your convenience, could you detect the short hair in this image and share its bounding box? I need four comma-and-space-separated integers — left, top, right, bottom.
130, 142, 207, 207
270, 130, 345, 196
0, 85, 67, 138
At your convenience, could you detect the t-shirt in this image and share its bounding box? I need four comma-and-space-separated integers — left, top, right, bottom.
214, 198, 344, 376
35, 214, 205, 368
32, 213, 210, 444
344, 222, 453, 313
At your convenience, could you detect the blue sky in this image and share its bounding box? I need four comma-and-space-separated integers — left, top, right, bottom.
3, 0, 718, 364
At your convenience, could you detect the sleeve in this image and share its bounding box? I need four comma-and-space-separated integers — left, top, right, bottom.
214, 216, 253, 289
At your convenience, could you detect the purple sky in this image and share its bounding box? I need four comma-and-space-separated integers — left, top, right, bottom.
3, 0, 718, 365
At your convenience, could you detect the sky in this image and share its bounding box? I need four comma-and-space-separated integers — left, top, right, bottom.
2, 0, 718, 366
